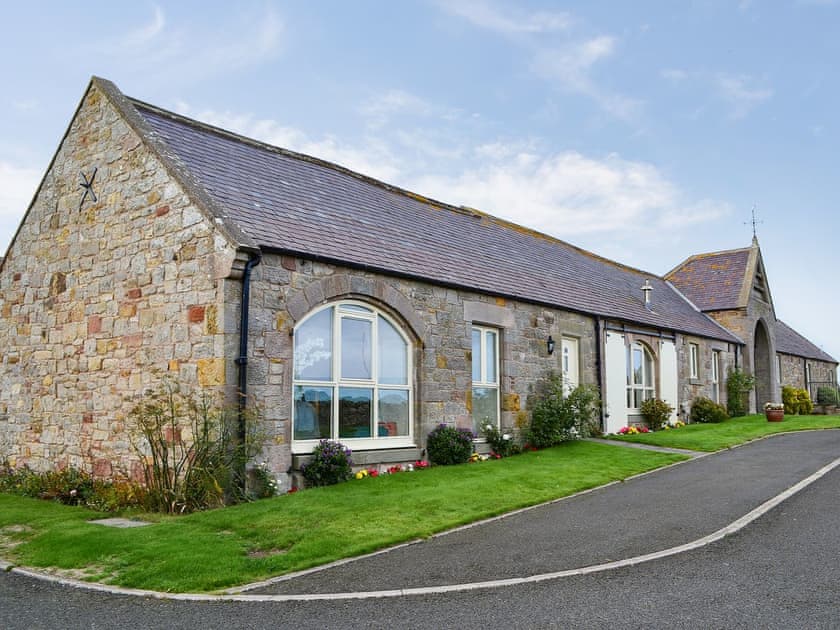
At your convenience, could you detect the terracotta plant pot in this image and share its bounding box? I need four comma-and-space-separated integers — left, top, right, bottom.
765, 409, 784, 422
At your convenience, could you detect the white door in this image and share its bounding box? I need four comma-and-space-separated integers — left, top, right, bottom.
659, 340, 679, 423
604, 332, 627, 434
561, 337, 579, 393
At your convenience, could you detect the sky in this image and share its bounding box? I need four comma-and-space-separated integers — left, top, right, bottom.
0, 1, 838, 367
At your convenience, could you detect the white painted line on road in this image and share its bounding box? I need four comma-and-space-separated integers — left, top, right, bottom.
4, 452, 839, 602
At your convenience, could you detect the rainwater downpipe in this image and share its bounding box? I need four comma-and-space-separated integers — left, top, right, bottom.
236, 252, 262, 447
595, 316, 606, 431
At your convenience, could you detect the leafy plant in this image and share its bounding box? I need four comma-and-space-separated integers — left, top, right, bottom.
426, 424, 474, 465
726, 369, 756, 417
690, 396, 728, 424
817, 386, 840, 406
129, 379, 264, 514
782, 386, 812, 415
0, 461, 146, 512
481, 423, 519, 457
527, 374, 601, 447
640, 398, 674, 431
300, 440, 353, 486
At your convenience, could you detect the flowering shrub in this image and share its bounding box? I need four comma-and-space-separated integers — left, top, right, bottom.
618, 425, 650, 435
663, 420, 686, 430
301, 440, 353, 487
0, 462, 146, 512
481, 423, 518, 457
248, 462, 279, 498
426, 424, 474, 465
414, 460, 429, 469
764, 402, 784, 411
640, 398, 673, 431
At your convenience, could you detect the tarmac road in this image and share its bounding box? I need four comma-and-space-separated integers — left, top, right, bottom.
2, 430, 839, 629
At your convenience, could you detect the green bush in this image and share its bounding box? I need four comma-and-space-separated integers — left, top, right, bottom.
640, 398, 674, 431
726, 369, 755, 417
301, 439, 353, 486
527, 374, 601, 448
427, 424, 474, 465
782, 386, 812, 415
690, 396, 728, 423
816, 386, 839, 406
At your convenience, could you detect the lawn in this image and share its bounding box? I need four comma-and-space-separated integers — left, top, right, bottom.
0, 441, 684, 593
609, 414, 840, 452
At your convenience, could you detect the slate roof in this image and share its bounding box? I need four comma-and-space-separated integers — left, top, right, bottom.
665, 247, 752, 312
775, 320, 837, 363
127, 96, 740, 343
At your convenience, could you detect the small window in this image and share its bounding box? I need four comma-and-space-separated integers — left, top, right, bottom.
472, 325, 500, 434
689, 343, 699, 380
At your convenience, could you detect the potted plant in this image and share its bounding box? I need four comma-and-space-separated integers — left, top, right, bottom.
764, 402, 784, 422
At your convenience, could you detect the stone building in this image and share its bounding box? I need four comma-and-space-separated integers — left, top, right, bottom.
0, 78, 836, 485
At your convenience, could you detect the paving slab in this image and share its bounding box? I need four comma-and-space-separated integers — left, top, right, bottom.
243, 430, 840, 595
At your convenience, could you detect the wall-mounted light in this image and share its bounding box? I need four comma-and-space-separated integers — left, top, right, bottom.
547, 335, 555, 355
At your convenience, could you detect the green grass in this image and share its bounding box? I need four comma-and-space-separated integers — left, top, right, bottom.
610, 414, 840, 452
0, 441, 684, 593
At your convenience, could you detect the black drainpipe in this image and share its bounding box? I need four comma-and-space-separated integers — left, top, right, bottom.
236, 252, 262, 450
594, 316, 606, 432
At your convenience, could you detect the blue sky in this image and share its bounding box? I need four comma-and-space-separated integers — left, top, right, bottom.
1, 1, 838, 365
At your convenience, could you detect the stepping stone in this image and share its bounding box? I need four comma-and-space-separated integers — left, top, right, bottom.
88, 518, 152, 528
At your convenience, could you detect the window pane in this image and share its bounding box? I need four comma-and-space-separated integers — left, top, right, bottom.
341, 317, 372, 380
378, 316, 407, 385
293, 385, 332, 440
643, 351, 652, 386
340, 304, 372, 314
294, 308, 332, 381
472, 329, 482, 382
378, 389, 409, 437
633, 348, 643, 386
485, 331, 497, 384
472, 386, 498, 433
338, 387, 372, 438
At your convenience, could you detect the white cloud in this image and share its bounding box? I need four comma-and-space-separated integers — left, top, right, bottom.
0, 162, 41, 254
531, 38, 642, 120
441, 0, 571, 35
715, 74, 773, 119
406, 150, 729, 239
123, 5, 165, 48
92, 6, 284, 83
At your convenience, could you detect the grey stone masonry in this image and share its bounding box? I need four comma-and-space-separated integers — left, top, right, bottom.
0, 82, 239, 478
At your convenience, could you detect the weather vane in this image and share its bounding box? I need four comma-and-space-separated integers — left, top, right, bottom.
744, 203, 763, 239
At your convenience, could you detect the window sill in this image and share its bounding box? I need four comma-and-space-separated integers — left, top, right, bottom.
292, 437, 416, 455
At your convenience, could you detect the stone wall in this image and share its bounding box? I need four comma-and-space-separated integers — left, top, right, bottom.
677, 334, 734, 419
246, 253, 598, 475
0, 84, 237, 476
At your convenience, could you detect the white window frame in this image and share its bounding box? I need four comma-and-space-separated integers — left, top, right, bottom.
292, 300, 414, 453
689, 343, 700, 380
627, 342, 655, 410
711, 350, 721, 403
472, 325, 500, 433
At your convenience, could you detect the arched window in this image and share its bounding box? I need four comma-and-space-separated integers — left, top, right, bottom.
292, 300, 413, 451
627, 342, 654, 409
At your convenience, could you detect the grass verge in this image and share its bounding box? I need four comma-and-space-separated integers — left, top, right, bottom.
0, 441, 684, 593
609, 414, 840, 452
